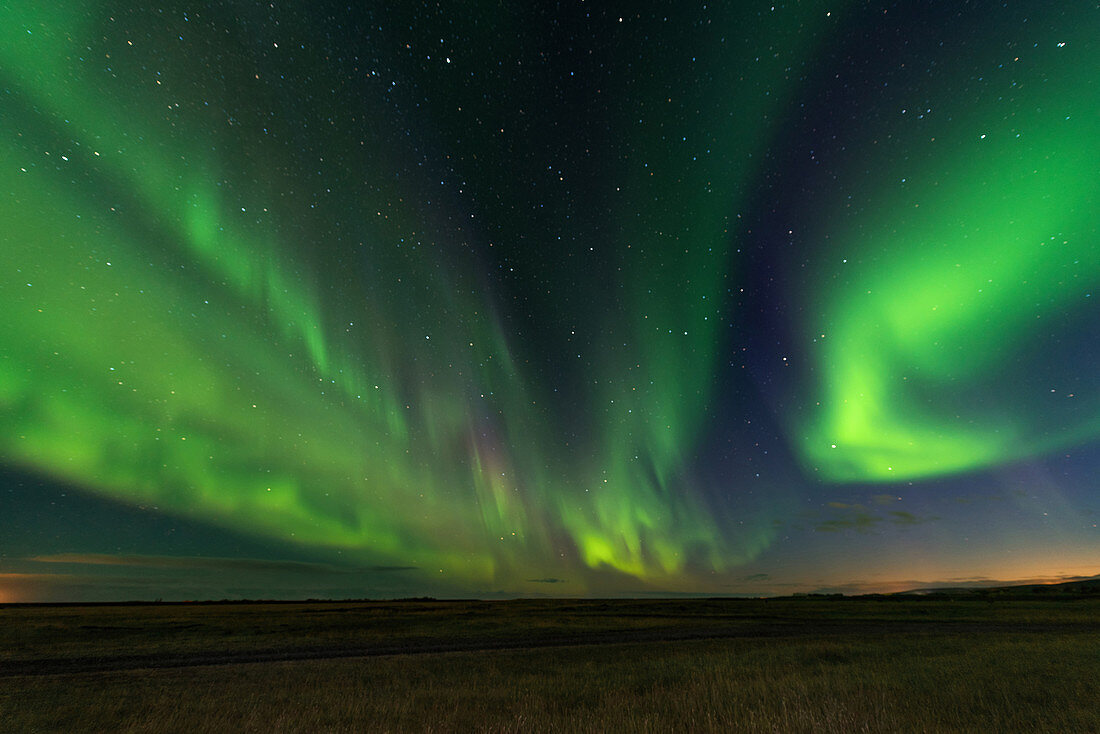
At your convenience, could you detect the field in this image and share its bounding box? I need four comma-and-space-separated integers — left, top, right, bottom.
2, 597, 1099, 732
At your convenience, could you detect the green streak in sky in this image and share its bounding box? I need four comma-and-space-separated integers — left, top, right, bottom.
13, 0, 1093, 592
0, 0, 848, 590
0, 0, 521, 584
5, 0, 812, 589
797, 15, 1100, 481
559, 3, 840, 578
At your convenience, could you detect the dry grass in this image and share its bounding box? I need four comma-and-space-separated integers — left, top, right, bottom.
2, 598, 1098, 732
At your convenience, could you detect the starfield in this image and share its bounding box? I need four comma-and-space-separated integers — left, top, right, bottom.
1, 0, 1098, 730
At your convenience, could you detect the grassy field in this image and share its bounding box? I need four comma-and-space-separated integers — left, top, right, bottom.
2, 597, 1099, 732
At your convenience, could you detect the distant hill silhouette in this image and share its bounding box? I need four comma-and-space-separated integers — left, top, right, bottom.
896, 577, 1100, 598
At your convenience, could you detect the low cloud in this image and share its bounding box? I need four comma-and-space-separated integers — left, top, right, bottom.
888, 511, 938, 526
2, 558, 426, 603
826, 501, 867, 511
815, 513, 880, 533
28, 553, 417, 574
811, 502, 938, 533
0, 572, 82, 582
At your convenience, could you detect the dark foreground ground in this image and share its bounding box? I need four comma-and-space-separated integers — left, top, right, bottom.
2, 597, 1099, 732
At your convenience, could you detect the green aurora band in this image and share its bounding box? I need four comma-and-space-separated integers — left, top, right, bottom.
1, 1, 1097, 592
792, 12, 1100, 481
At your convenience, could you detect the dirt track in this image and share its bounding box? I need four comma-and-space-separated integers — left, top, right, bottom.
4, 618, 1094, 678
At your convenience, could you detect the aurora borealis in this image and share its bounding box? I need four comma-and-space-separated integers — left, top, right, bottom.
2, 1, 1097, 602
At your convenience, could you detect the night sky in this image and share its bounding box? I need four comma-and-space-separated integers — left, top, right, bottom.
2, 1, 1098, 602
